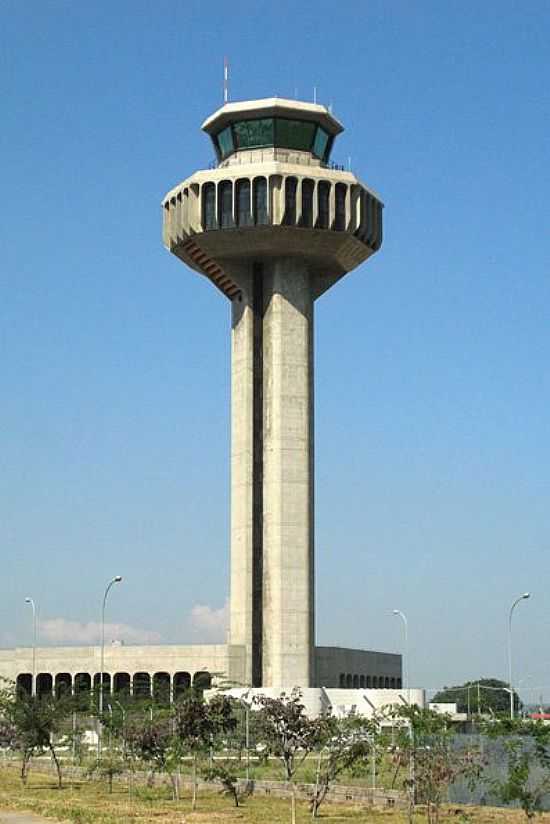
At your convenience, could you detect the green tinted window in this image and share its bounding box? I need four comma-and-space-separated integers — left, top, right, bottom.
217, 126, 234, 158
312, 127, 329, 159
233, 118, 274, 149
275, 119, 316, 151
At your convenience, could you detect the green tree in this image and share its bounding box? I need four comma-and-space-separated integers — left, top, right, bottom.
5, 694, 73, 787
254, 689, 322, 824
173, 692, 236, 810
432, 678, 521, 716
392, 705, 485, 824
309, 713, 374, 818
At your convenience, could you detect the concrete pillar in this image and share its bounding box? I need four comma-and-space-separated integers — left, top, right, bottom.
262, 259, 314, 687
229, 270, 256, 685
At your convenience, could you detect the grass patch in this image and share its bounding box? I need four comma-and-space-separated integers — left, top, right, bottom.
1, 765, 550, 824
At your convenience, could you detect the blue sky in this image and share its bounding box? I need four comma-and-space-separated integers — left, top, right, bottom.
1, 0, 549, 698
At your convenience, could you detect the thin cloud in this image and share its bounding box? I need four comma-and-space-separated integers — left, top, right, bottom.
186, 601, 228, 643
39, 618, 162, 646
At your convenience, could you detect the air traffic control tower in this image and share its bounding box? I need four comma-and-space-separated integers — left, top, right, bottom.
163, 98, 384, 690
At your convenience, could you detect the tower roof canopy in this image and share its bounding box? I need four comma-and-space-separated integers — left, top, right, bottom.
202, 98, 343, 165
202, 97, 343, 137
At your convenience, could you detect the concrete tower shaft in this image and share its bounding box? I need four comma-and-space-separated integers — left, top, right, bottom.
162, 98, 383, 688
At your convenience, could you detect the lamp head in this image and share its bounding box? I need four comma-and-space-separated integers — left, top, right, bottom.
522, 592, 531, 600
114, 576, 123, 583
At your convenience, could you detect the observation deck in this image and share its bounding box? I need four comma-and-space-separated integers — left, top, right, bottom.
162, 98, 383, 301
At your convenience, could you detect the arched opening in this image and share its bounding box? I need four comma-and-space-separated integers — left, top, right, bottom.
74, 672, 91, 694
218, 181, 234, 229
113, 672, 130, 695
133, 672, 151, 698
202, 182, 216, 230
372, 676, 378, 689
397, 678, 402, 689
55, 673, 72, 699
193, 671, 212, 690
283, 177, 297, 225
384, 677, 390, 688
335, 183, 347, 231
16, 673, 32, 697
317, 181, 330, 229
359, 675, 365, 688
345, 674, 352, 689
300, 179, 314, 228
236, 179, 252, 227
253, 177, 268, 225
366, 676, 372, 688
93, 672, 111, 696
173, 671, 191, 700
36, 673, 53, 699
352, 675, 359, 689
390, 677, 396, 688
339, 673, 346, 688
74, 673, 91, 708
153, 672, 171, 705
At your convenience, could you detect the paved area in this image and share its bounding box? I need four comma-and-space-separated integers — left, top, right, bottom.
0, 814, 56, 823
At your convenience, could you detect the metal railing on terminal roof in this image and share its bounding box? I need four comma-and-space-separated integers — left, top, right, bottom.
207, 149, 349, 172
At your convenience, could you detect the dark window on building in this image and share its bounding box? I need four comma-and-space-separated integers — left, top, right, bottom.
390, 678, 396, 688
373, 676, 378, 688
335, 183, 347, 231
236, 179, 252, 227
397, 678, 402, 689
93, 672, 111, 699
317, 181, 330, 229
283, 177, 297, 225
113, 672, 130, 695
275, 119, 316, 151
16, 673, 32, 697
301, 179, 314, 227
193, 671, 212, 690
233, 118, 274, 150
74, 672, 91, 693
385, 677, 390, 688
55, 673, 72, 699
153, 672, 171, 705
339, 673, 346, 688
217, 126, 234, 159
213, 118, 333, 162
366, 676, 372, 688
36, 673, 53, 699
133, 672, 151, 697
346, 673, 352, 688
353, 674, 359, 688
360, 675, 365, 688
253, 177, 268, 225
173, 672, 191, 700
203, 183, 216, 230
312, 126, 329, 160
218, 181, 233, 229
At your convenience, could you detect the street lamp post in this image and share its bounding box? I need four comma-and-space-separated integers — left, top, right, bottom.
98, 576, 122, 755
24, 597, 37, 695
239, 692, 251, 781
392, 609, 409, 701
508, 592, 530, 721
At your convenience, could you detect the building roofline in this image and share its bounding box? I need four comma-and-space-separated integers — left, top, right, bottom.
202, 97, 344, 137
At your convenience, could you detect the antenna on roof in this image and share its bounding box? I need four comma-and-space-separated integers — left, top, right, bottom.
223, 57, 229, 104
313, 85, 317, 104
